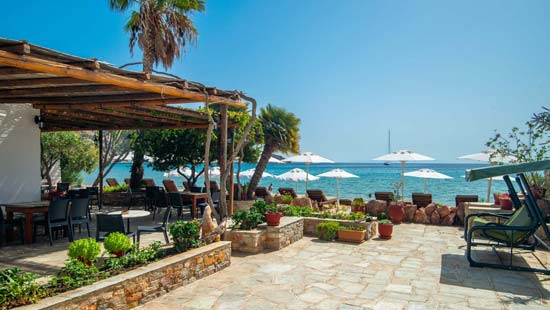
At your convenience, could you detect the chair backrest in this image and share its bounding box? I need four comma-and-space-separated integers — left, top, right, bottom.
69, 198, 89, 219
96, 214, 125, 235
106, 178, 119, 187
48, 198, 70, 222
278, 187, 297, 198
375, 192, 394, 203
87, 187, 99, 196
155, 191, 169, 208
455, 195, 478, 208
145, 186, 160, 199
161, 206, 173, 228
212, 192, 220, 203
339, 199, 352, 206
168, 192, 185, 207
191, 186, 204, 193
163, 179, 179, 193
57, 182, 70, 192
306, 190, 326, 202
412, 193, 432, 208
255, 187, 269, 198
208, 181, 220, 192
143, 178, 156, 187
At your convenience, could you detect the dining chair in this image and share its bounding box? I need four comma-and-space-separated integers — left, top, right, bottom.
33, 198, 72, 246
167, 192, 191, 220
95, 214, 135, 242
69, 198, 91, 237
0, 206, 24, 246
137, 206, 172, 244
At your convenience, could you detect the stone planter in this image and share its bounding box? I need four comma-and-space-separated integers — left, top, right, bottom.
302, 217, 377, 240
337, 229, 366, 243
233, 200, 256, 212
21, 242, 231, 310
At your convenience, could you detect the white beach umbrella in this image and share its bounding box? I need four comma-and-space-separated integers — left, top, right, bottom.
268, 157, 285, 164
404, 168, 452, 193
208, 166, 221, 178
239, 168, 273, 179
283, 152, 334, 190
373, 150, 435, 202
163, 167, 192, 178
276, 168, 320, 192
317, 169, 359, 207
458, 150, 517, 201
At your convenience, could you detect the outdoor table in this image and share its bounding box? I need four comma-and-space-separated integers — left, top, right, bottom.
181, 192, 208, 219
4, 201, 49, 244
108, 210, 150, 233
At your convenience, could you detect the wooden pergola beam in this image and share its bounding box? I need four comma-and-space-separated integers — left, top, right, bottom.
0, 84, 138, 98
6, 93, 184, 104
0, 50, 246, 107
32, 98, 190, 109
0, 77, 96, 88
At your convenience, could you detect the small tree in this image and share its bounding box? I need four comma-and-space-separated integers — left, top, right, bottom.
82, 131, 132, 186
41, 132, 98, 188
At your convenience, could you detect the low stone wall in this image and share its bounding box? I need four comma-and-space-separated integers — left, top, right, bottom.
102, 192, 129, 206
302, 217, 377, 240
225, 217, 304, 253
21, 242, 231, 310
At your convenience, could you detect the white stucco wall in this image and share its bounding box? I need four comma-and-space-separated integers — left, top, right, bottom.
0, 104, 41, 204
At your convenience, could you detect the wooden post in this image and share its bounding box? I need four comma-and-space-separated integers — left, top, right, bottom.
219, 105, 228, 216
229, 128, 235, 215
98, 130, 104, 209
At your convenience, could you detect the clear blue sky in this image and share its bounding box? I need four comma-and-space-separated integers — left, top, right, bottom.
2, 0, 549, 162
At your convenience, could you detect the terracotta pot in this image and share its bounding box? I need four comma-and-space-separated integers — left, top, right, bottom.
78, 258, 93, 266
112, 250, 125, 258
530, 186, 545, 199
493, 193, 501, 205
378, 223, 393, 239
265, 211, 283, 226
499, 198, 513, 210
352, 205, 365, 213
388, 202, 404, 224
338, 229, 366, 243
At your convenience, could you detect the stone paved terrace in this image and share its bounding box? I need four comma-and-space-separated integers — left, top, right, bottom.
136, 223, 550, 310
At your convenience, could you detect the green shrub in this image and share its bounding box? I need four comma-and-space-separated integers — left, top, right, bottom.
338, 226, 365, 231
168, 220, 201, 252
266, 204, 279, 213
50, 259, 107, 291
352, 198, 364, 206
67, 238, 101, 264
378, 213, 392, 224
251, 200, 268, 221
104, 241, 163, 270
103, 232, 132, 254
317, 221, 340, 241
231, 210, 263, 230
103, 184, 129, 193
0, 268, 47, 309
281, 194, 293, 204
279, 205, 314, 217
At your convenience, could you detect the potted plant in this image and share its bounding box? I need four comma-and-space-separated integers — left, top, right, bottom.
377, 213, 393, 240
351, 198, 365, 213
388, 199, 404, 224
493, 192, 501, 205
499, 196, 514, 210
265, 205, 283, 226
281, 194, 293, 205
337, 225, 366, 243
67, 238, 101, 266
317, 221, 340, 241
103, 232, 132, 257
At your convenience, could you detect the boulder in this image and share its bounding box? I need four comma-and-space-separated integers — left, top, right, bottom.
291, 197, 313, 208
437, 205, 450, 218
430, 211, 441, 225
413, 208, 429, 224
456, 203, 466, 225
403, 204, 417, 223
425, 203, 436, 218
440, 213, 455, 226
273, 195, 284, 205
366, 200, 388, 216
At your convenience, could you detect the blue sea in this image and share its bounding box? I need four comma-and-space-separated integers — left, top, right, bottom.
82, 162, 505, 205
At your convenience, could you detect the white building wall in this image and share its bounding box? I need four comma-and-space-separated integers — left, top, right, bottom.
0, 104, 41, 204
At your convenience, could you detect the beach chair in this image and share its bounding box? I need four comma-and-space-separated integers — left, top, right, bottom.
306, 190, 337, 207
207, 181, 220, 193
278, 187, 297, 198
163, 179, 180, 193
374, 192, 394, 205
464, 160, 550, 274
143, 178, 156, 187
455, 195, 478, 208
412, 193, 432, 208
254, 187, 271, 200
106, 178, 119, 187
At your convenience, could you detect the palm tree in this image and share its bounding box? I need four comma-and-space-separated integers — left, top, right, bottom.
247, 105, 300, 198
109, 0, 205, 187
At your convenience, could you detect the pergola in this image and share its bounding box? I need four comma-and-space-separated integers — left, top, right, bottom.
0, 38, 246, 211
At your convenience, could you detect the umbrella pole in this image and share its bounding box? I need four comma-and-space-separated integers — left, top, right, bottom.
487, 177, 493, 202
401, 161, 405, 203
305, 162, 310, 191
336, 177, 339, 207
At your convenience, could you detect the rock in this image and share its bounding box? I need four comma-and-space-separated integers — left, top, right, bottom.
274, 195, 284, 205
366, 200, 387, 216
437, 205, 450, 218
425, 203, 436, 217
413, 208, 429, 224
430, 210, 441, 225
441, 213, 455, 226
456, 203, 466, 225
201, 205, 217, 239
403, 204, 417, 222
291, 197, 313, 208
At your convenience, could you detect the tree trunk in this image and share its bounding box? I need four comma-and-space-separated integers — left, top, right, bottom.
247, 143, 275, 199
130, 131, 145, 190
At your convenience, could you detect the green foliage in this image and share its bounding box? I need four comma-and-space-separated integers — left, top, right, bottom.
279, 205, 315, 217
103, 232, 132, 254
168, 220, 201, 252
67, 238, 101, 263
377, 213, 392, 224
231, 210, 263, 230
50, 259, 106, 291
103, 184, 129, 193
41, 132, 98, 186
281, 194, 293, 204
318, 212, 366, 221
266, 204, 279, 213
338, 226, 366, 231
317, 222, 340, 241
104, 241, 163, 270
260, 104, 301, 154
0, 268, 47, 309
251, 200, 268, 221
352, 198, 365, 207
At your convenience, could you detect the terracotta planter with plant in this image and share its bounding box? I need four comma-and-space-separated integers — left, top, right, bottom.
67, 238, 101, 266
388, 201, 404, 224
337, 226, 366, 243
493, 193, 501, 205
265, 211, 283, 226
377, 213, 393, 239
103, 232, 133, 258
499, 197, 514, 210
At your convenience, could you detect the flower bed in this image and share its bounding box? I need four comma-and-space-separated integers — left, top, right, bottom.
303, 217, 377, 240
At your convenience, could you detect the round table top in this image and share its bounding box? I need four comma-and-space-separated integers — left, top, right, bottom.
108, 210, 150, 219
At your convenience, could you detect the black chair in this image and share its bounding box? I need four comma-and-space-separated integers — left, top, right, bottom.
95, 214, 135, 242
33, 199, 72, 246
0, 206, 24, 246
191, 186, 205, 193
168, 192, 192, 220
137, 206, 172, 244
211, 192, 221, 215
127, 187, 146, 210
152, 190, 169, 221
86, 187, 99, 208
57, 182, 70, 192
69, 198, 91, 238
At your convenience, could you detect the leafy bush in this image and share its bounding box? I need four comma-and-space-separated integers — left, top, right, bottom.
103, 184, 129, 193
104, 241, 163, 270
338, 226, 366, 231
317, 221, 340, 241
279, 205, 314, 217
50, 259, 107, 291
169, 220, 201, 252
103, 232, 132, 254
251, 200, 268, 221
318, 212, 365, 221
378, 213, 392, 224
352, 198, 364, 206
0, 268, 47, 309
281, 194, 293, 204
231, 210, 263, 230
67, 238, 101, 264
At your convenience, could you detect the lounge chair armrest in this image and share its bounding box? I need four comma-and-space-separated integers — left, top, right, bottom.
464, 212, 513, 239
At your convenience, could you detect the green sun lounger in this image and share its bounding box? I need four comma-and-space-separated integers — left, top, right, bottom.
464, 160, 550, 274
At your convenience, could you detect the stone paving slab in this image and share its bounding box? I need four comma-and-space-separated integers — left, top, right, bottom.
136, 223, 550, 310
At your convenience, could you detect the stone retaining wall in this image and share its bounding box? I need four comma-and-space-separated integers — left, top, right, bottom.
20, 242, 231, 310
224, 228, 266, 253
302, 217, 377, 240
